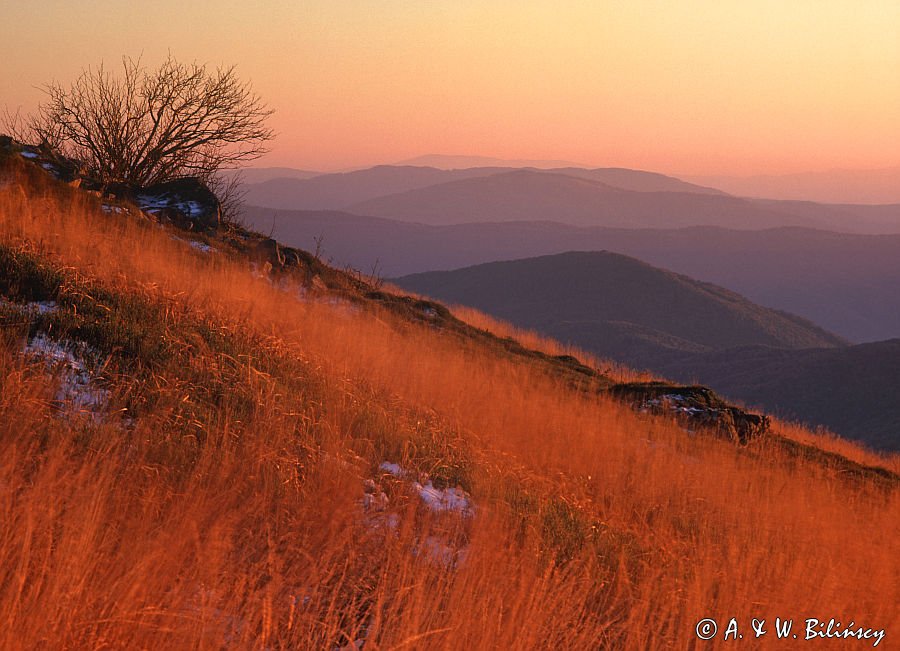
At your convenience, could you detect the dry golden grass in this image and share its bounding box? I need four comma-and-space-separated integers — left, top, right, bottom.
446, 303, 655, 384
1, 165, 898, 649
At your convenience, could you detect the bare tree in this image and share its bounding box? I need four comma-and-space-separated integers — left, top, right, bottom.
25, 55, 274, 186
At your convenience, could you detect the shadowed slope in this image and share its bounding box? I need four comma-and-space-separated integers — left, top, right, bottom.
656, 340, 900, 451
393, 251, 846, 361
241, 207, 900, 342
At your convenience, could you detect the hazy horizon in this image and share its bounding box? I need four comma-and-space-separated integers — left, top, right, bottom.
3, 1, 899, 177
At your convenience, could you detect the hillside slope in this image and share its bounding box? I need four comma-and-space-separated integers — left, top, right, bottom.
1, 152, 897, 649
241, 208, 900, 342
656, 340, 900, 451
393, 251, 846, 359
394, 252, 900, 450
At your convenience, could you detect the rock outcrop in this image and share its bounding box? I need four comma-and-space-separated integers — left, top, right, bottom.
610, 382, 770, 444
135, 178, 221, 231
2, 138, 220, 231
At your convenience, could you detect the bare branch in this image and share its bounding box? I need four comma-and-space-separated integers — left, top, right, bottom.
28, 55, 274, 187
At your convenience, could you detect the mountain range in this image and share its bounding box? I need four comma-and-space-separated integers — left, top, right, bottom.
241, 164, 900, 233
393, 251, 846, 358
392, 251, 899, 451
240, 207, 900, 343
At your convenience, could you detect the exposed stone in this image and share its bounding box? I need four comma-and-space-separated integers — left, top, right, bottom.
609, 381, 770, 444
136, 178, 221, 231
3, 138, 221, 231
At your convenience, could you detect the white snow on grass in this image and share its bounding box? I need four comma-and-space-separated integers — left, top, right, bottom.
379, 461, 404, 477
19, 150, 39, 159
642, 394, 715, 418
189, 240, 214, 254
101, 204, 127, 214
0, 298, 59, 315
169, 235, 215, 254
414, 535, 469, 567
361, 479, 389, 512
416, 481, 473, 516
379, 461, 474, 517
136, 193, 172, 209
30, 300, 58, 315
138, 194, 207, 218
25, 334, 108, 415
362, 462, 474, 571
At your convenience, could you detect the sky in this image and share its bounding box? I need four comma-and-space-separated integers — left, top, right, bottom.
2, 0, 899, 175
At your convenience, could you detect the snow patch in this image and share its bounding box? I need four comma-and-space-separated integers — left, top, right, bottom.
414, 535, 468, 567
363, 462, 473, 571
189, 240, 214, 254
25, 335, 107, 415
361, 478, 389, 512
170, 235, 215, 254
642, 394, 718, 418
379, 461, 404, 477
19, 150, 39, 159
416, 481, 473, 516
379, 461, 473, 516
0, 297, 58, 315
137, 193, 206, 218
30, 300, 59, 315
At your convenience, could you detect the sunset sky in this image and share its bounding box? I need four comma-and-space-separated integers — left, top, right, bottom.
3, 1, 899, 175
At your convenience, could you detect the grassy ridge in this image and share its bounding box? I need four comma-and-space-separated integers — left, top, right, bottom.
0, 164, 898, 649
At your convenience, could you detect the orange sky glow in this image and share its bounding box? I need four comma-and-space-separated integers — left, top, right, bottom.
2, 1, 899, 175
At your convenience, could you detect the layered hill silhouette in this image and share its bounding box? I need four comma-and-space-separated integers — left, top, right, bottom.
243, 165, 506, 210
242, 165, 727, 212
393, 251, 846, 357
242, 206, 900, 343
243, 164, 900, 234
393, 252, 900, 451
394, 154, 588, 169
229, 166, 320, 184
348, 170, 900, 231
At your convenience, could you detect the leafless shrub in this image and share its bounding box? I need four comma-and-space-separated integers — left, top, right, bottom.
22, 55, 274, 186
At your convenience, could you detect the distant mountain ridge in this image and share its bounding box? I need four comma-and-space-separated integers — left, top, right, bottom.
242, 164, 728, 213
243, 165, 507, 211
392, 251, 847, 356
347, 169, 900, 232
654, 340, 900, 451
240, 162, 900, 233
226, 167, 321, 184
391, 251, 900, 451
240, 207, 900, 343
395, 154, 588, 169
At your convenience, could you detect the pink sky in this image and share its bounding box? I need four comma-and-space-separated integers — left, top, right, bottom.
2, 1, 899, 176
